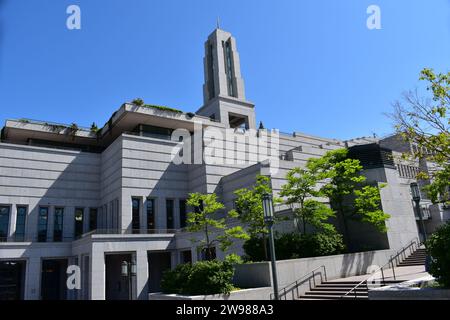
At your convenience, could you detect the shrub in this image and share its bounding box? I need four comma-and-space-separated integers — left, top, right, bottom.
426, 222, 450, 288
243, 231, 346, 262
160, 259, 236, 295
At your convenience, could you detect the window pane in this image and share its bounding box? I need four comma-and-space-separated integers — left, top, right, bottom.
89, 208, 97, 231
179, 200, 187, 229
132, 198, 140, 233
147, 199, 155, 230
166, 200, 174, 229
0, 206, 10, 242
74, 208, 84, 239
54, 208, 64, 242
15, 206, 27, 241
38, 207, 48, 242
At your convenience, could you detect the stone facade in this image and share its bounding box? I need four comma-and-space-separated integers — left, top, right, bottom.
0, 28, 431, 300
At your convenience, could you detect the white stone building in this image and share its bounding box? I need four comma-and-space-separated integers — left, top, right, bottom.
0, 28, 444, 300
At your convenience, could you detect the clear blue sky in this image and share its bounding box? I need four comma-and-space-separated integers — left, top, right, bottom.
0, 0, 449, 140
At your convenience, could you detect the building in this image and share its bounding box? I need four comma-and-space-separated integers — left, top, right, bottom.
0, 28, 433, 300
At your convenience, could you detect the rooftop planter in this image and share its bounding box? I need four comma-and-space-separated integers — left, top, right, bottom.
131, 98, 183, 114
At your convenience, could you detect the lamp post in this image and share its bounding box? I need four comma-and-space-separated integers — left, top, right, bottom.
121, 258, 137, 300
410, 182, 427, 242
262, 193, 279, 300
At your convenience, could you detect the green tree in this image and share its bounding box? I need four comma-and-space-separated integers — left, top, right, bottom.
280, 167, 335, 234
231, 175, 281, 261
307, 149, 390, 245
391, 68, 450, 205
186, 193, 249, 260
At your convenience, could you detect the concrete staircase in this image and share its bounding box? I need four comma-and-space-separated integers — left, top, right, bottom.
299, 247, 427, 300
299, 280, 402, 300
397, 248, 427, 267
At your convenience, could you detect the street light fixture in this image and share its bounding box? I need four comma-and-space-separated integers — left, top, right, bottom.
410, 182, 427, 242
262, 193, 279, 300
121, 258, 136, 300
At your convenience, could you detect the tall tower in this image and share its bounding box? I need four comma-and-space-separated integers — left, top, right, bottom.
197, 28, 256, 130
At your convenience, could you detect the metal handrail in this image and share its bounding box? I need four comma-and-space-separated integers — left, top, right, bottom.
271, 265, 327, 300
341, 237, 421, 299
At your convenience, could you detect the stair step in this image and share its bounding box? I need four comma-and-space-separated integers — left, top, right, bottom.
306, 291, 368, 296
312, 288, 368, 292
300, 295, 368, 300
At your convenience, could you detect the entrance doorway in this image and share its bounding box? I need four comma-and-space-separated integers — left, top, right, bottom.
105, 254, 133, 300
148, 252, 171, 293
0, 260, 26, 300
41, 259, 68, 300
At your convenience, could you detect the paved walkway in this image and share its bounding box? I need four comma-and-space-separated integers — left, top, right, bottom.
328, 265, 429, 283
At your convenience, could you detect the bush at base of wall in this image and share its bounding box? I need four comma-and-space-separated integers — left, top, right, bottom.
243, 231, 346, 262
160, 259, 237, 295
426, 221, 450, 288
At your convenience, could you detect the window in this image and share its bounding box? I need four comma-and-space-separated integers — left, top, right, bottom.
207, 43, 216, 100
132, 198, 140, 233
0, 206, 10, 242
15, 206, 27, 242
137, 125, 174, 141
224, 40, 235, 97
179, 200, 187, 228
147, 199, 155, 230
181, 250, 192, 264
166, 199, 174, 229
200, 247, 216, 261
74, 208, 84, 239
53, 207, 64, 242
89, 208, 98, 232
38, 207, 48, 242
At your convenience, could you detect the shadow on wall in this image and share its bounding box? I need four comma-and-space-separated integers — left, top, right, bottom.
339, 250, 375, 278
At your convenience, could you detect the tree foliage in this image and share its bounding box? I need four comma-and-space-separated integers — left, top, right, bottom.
280, 167, 335, 234
186, 193, 249, 260
426, 222, 450, 288
306, 149, 390, 244
231, 175, 281, 260
391, 68, 450, 205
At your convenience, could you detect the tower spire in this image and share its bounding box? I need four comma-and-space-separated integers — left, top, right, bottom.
216, 17, 220, 29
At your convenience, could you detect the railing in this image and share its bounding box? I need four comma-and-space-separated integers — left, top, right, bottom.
270, 265, 327, 300
341, 237, 421, 299
81, 228, 181, 237
0, 229, 181, 244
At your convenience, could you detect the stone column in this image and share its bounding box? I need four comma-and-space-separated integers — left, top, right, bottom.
25, 257, 41, 300
90, 246, 105, 300
135, 250, 149, 300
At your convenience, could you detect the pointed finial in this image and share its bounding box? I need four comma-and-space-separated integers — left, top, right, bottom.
217, 16, 220, 30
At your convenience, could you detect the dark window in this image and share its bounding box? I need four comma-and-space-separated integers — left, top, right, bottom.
0, 206, 10, 242
166, 199, 174, 229
74, 208, 84, 239
89, 208, 97, 231
15, 206, 27, 242
132, 198, 140, 233
181, 250, 192, 264
179, 200, 187, 228
207, 43, 216, 100
201, 247, 216, 261
137, 125, 174, 141
53, 208, 64, 242
224, 40, 235, 97
37, 207, 48, 242
147, 199, 155, 230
